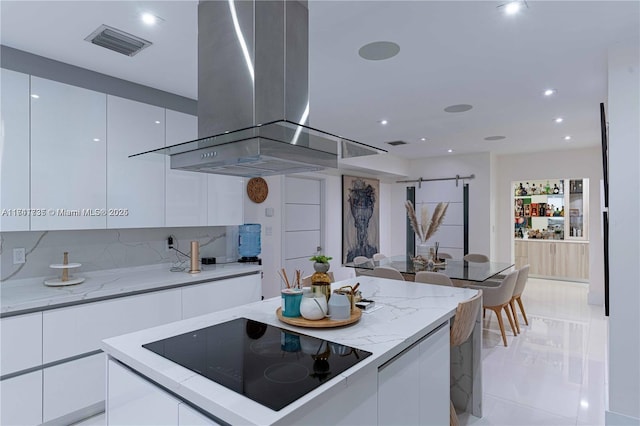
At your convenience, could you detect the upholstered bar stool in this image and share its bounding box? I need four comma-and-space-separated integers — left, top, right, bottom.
449, 290, 483, 426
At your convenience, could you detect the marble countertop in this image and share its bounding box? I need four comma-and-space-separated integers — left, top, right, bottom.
102, 276, 479, 425
1, 263, 261, 316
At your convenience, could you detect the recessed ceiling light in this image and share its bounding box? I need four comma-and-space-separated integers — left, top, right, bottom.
447, 149, 454, 153
444, 104, 473, 113
358, 41, 400, 61
155, 120, 161, 124
93, 138, 101, 142
420, 137, 427, 142
30, 94, 39, 99
544, 89, 557, 96
564, 136, 572, 141
554, 117, 564, 123
484, 136, 506, 141
504, 2, 521, 15
141, 12, 164, 25
380, 119, 388, 125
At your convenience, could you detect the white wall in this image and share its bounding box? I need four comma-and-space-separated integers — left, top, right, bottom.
243, 172, 395, 299
389, 153, 493, 258
606, 43, 640, 424
495, 147, 605, 305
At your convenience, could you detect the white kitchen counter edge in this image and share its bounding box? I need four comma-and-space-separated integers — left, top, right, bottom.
1, 263, 261, 316
102, 276, 479, 425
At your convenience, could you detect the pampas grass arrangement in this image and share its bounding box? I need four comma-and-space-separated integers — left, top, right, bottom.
404, 200, 449, 243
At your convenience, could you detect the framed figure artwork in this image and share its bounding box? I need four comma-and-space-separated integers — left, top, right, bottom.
342, 175, 380, 263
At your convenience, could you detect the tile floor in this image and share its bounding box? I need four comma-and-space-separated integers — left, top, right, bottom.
75, 278, 607, 426
459, 277, 607, 426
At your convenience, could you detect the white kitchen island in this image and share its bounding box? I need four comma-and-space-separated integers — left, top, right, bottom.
102, 276, 481, 425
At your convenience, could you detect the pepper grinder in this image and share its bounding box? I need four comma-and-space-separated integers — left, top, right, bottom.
189, 241, 201, 274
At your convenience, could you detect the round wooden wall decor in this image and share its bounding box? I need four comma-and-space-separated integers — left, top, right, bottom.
247, 177, 269, 203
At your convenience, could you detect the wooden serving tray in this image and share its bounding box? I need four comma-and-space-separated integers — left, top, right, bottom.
276, 307, 361, 328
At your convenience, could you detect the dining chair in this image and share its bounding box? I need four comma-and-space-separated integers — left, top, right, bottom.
509, 264, 530, 333
373, 266, 405, 281
353, 256, 374, 277
438, 252, 453, 259
468, 269, 518, 346
414, 271, 453, 286
463, 253, 489, 262
449, 290, 483, 426
373, 253, 387, 261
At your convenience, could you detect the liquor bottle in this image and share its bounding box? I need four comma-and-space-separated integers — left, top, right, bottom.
545, 181, 551, 194
553, 184, 560, 194
525, 182, 531, 194
531, 183, 537, 194
519, 182, 527, 196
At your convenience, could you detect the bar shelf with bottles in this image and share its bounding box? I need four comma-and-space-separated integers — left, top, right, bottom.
513, 178, 589, 281
513, 178, 589, 241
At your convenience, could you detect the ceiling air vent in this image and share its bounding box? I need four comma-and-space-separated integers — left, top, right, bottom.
386, 140, 408, 146
85, 24, 152, 57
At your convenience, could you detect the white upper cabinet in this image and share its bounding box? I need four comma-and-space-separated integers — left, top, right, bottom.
165, 110, 208, 226
30, 77, 107, 230
0, 69, 30, 231
107, 95, 165, 228
208, 175, 243, 225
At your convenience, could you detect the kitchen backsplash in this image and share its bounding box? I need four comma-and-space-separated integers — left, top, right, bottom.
0, 226, 234, 282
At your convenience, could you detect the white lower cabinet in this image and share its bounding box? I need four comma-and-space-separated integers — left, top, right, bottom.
107, 360, 179, 425
0, 371, 43, 426
378, 323, 449, 426
0, 312, 42, 376
182, 274, 262, 319
43, 353, 105, 423
43, 289, 182, 363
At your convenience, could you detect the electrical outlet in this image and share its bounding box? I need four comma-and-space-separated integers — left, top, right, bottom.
13, 248, 26, 264
167, 236, 174, 251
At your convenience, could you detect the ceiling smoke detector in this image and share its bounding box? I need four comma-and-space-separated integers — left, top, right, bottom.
85, 24, 152, 57
386, 140, 408, 146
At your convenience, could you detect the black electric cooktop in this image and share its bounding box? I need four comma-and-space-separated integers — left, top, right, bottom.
142, 318, 371, 411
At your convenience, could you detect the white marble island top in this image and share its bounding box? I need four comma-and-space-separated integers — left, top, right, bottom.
102, 276, 479, 425
1, 263, 261, 316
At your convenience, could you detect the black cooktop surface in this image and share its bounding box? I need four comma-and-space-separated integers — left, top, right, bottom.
142, 318, 371, 411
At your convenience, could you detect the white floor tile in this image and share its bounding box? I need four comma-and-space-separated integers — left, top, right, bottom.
464, 278, 607, 426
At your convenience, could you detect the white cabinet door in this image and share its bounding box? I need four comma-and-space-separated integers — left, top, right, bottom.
165, 110, 208, 226
107, 96, 165, 228
0, 312, 42, 375
418, 325, 450, 426
178, 403, 219, 426
378, 324, 450, 426
30, 76, 107, 230
378, 342, 421, 425
108, 359, 179, 425
0, 371, 42, 426
207, 175, 243, 225
182, 274, 261, 319
43, 289, 181, 363
43, 353, 105, 423
0, 69, 30, 231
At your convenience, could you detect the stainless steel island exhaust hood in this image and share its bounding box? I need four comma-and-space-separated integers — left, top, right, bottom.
130, 0, 385, 177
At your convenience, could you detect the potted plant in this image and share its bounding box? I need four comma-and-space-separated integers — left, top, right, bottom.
309, 255, 332, 273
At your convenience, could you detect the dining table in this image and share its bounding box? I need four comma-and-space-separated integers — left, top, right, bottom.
345, 255, 514, 284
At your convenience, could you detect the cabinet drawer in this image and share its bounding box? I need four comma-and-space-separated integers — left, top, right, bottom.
43, 289, 181, 363
0, 371, 43, 426
1, 312, 42, 375
178, 403, 220, 425
182, 274, 261, 319
43, 353, 105, 423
